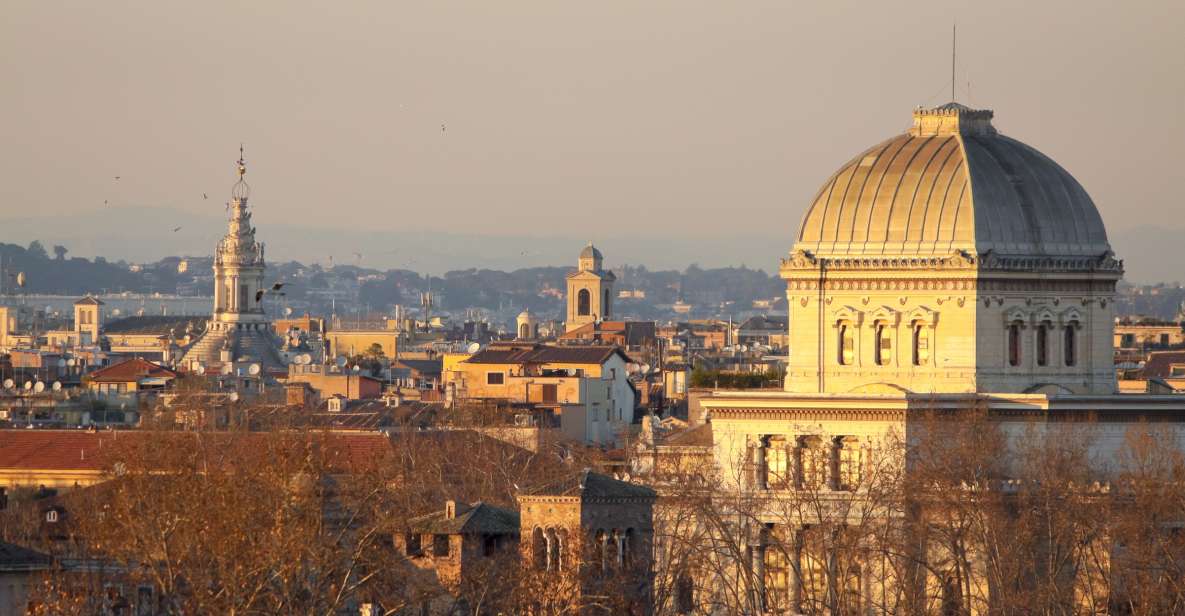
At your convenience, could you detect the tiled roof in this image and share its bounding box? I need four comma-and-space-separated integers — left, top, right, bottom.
1142, 351, 1185, 379
0, 430, 393, 473
520, 469, 656, 501
393, 359, 443, 375
103, 315, 205, 336
409, 501, 520, 535
86, 358, 177, 383
661, 423, 713, 447
0, 430, 113, 471
74, 296, 104, 306
0, 541, 52, 571
466, 344, 628, 366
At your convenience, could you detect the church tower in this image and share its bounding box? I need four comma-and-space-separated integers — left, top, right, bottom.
179, 149, 284, 372
212, 148, 268, 328
565, 243, 615, 333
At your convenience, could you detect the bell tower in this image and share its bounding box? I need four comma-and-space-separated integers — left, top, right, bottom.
565, 242, 615, 333
212, 147, 268, 328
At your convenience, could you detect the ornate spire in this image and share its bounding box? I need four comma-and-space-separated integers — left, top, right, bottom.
231, 145, 251, 202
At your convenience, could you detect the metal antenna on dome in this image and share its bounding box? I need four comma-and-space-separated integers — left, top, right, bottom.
951, 23, 957, 103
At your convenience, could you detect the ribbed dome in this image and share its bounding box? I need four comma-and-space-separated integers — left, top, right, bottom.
580, 243, 603, 260
795, 105, 1110, 258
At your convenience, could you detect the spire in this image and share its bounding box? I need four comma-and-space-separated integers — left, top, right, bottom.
231, 145, 251, 202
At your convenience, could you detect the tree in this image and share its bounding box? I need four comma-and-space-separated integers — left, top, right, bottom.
53, 245, 68, 261
27, 240, 48, 260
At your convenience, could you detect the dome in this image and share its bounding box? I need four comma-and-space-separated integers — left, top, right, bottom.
794, 104, 1110, 258
580, 243, 603, 260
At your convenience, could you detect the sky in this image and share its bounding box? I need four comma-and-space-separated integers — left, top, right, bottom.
1, 1, 1183, 278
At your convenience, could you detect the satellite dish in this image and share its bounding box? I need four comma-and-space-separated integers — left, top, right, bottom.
3, 378, 12, 389
66, 358, 76, 367
112, 308, 122, 316
228, 392, 239, 403
248, 363, 261, 376
57, 359, 67, 368
466, 342, 481, 354
195, 364, 206, 375
33, 382, 45, 393
284, 307, 293, 317
15, 272, 25, 288
23, 381, 32, 391
301, 353, 312, 365
52, 381, 61, 391
352, 365, 361, 373
640, 363, 651, 374
221, 364, 233, 375
335, 356, 348, 368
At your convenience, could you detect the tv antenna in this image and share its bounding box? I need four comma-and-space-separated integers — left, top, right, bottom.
951, 23, 957, 102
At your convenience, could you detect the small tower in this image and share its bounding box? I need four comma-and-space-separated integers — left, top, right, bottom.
73, 296, 103, 346
516, 309, 539, 340
565, 243, 615, 333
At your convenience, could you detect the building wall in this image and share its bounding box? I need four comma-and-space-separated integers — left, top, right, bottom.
324, 330, 398, 359
782, 256, 1118, 395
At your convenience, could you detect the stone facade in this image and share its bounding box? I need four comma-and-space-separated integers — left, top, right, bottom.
565, 243, 615, 333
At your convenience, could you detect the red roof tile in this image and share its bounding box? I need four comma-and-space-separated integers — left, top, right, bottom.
87, 358, 177, 383
0, 430, 114, 471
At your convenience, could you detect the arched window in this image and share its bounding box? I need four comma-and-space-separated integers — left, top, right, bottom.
1036, 323, 1050, 367
519, 323, 530, 339
1008, 321, 1023, 367
874, 323, 890, 366
1064, 324, 1077, 367
603, 289, 611, 317
577, 289, 591, 316
838, 323, 854, 366
912, 323, 930, 366
532, 527, 546, 570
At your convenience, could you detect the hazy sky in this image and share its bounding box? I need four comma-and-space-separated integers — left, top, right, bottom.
2, 1, 1183, 272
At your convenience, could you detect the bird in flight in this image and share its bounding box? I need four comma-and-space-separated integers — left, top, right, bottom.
113, 176, 120, 181
203, 193, 208, 200
172, 227, 182, 233
271, 282, 285, 291
441, 123, 446, 133
104, 200, 108, 206
255, 290, 265, 303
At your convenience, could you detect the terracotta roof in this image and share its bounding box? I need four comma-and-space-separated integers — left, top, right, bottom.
409, 501, 520, 535
0, 430, 113, 471
520, 469, 656, 501
1141, 351, 1185, 379
73, 296, 104, 306
466, 344, 629, 366
87, 358, 177, 383
0, 430, 393, 474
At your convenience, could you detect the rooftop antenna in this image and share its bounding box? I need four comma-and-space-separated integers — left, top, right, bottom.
951, 23, 957, 102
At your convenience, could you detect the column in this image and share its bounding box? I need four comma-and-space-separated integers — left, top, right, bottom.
788, 527, 802, 615
750, 540, 766, 612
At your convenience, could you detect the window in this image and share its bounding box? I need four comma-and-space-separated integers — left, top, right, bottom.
764, 543, 790, 611
874, 323, 891, 365
604, 289, 611, 317
798, 436, 829, 490
486, 372, 504, 385
577, 289, 591, 316
45, 509, 59, 523
1064, 324, 1077, 367
519, 323, 530, 339
405, 533, 422, 556
1008, 322, 1022, 367
838, 323, 854, 366
837, 437, 863, 490
433, 534, 450, 557
764, 436, 790, 489
1036, 323, 1050, 367
912, 323, 930, 366
542, 383, 558, 403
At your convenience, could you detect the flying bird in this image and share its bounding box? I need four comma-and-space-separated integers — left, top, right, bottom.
172, 226, 182, 233
104, 200, 108, 206
255, 290, 265, 303
441, 123, 446, 133
271, 282, 285, 291
113, 176, 120, 181
203, 193, 208, 200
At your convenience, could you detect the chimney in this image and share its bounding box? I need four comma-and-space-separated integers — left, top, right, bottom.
445, 500, 456, 520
